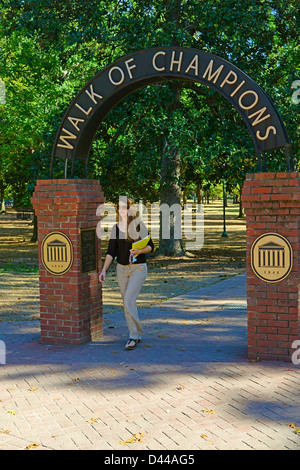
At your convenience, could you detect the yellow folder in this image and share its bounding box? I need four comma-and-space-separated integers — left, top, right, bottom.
132, 234, 151, 250
130, 234, 151, 263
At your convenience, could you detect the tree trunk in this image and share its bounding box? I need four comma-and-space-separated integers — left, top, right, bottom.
158, 145, 185, 256
158, 79, 185, 256
237, 184, 244, 218
205, 190, 210, 204
182, 188, 187, 205
30, 211, 38, 242
197, 182, 202, 204
224, 191, 228, 207
0, 179, 6, 214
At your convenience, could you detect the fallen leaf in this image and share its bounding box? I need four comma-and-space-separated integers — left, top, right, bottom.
72, 377, 80, 382
26, 443, 40, 450
0, 430, 10, 434
28, 387, 38, 392
144, 344, 152, 348
172, 385, 185, 391
7, 410, 16, 415
287, 422, 299, 429
120, 432, 144, 445
200, 433, 213, 445
202, 409, 216, 414
86, 417, 99, 424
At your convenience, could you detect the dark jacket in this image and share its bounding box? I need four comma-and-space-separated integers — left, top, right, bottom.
106, 222, 154, 265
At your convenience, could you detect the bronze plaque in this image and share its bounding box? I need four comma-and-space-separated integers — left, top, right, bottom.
81, 228, 97, 273
41, 231, 73, 276
251, 233, 293, 283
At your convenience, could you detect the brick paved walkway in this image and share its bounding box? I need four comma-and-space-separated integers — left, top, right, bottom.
0, 273, 299, 450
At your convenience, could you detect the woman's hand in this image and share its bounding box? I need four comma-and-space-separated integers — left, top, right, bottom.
130, 248, 141, 257
99, 270, 106, 282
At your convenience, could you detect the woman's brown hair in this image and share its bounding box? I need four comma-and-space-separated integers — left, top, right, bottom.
117, 196, 143, 243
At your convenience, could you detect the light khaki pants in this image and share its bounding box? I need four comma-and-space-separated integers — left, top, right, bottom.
116, 262, 147, 340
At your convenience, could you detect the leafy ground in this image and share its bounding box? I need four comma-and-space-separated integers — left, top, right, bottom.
0, 200, 246, 322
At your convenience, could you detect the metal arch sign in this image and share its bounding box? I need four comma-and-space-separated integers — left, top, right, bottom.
51, 47, 292, 176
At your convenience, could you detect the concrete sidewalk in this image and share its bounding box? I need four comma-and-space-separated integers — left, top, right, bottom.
0, 273, 299, 450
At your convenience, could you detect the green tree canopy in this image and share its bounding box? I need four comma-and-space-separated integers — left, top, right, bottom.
0, 0, 299, 252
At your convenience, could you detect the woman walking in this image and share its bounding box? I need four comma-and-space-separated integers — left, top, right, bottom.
99, 197, 154, 350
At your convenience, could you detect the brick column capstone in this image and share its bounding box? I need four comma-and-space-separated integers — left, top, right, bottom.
31, 179, 105, 345
242, 172, 300, 362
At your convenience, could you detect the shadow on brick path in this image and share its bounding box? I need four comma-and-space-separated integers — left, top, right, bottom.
1, 273, 300, 450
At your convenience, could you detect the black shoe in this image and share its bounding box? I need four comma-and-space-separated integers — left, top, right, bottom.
125, 338, 141, 350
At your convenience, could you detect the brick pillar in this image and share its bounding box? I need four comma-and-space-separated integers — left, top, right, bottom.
31, 179, 105, 345
242, 172, 300, 362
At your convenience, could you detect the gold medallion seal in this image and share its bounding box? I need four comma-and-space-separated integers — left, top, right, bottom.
251, 233, 293, 283
41, 232, 73, 276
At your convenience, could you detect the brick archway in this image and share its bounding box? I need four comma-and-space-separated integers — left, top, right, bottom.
32, 48, 298, 361
242, 173, 300, 362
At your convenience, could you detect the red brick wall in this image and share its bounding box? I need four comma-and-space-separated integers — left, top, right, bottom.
242, 172, 300, 361
31, 179, 105, 345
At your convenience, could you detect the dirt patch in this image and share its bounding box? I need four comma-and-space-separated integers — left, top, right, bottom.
0, 201, 246, 321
